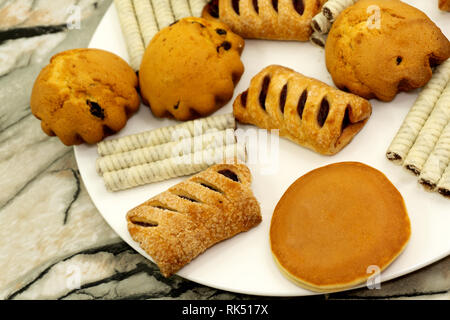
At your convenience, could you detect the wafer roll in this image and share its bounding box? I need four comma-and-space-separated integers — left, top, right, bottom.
403, 81, 450, 175
170, 0, 192, 20
322, 0, 357, 21
310, 31, 327, 47
103, 143, 246, 191
387, 59, 450, 163
133, 0, 159, 46
189, 0, 207, 17
151, 0, 175, 29
97, 113, 236, 156
114, 0, 145, 71
418, 122, 450, 190
437, 164, 450, 198
311, 12, 332, 34
96, 129, 236, 175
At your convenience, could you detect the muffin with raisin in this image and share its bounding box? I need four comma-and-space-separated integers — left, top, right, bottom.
30, 48, 140, 146
139, 17, 244, 121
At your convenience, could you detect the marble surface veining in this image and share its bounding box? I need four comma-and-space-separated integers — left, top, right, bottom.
0, 0, 448, 300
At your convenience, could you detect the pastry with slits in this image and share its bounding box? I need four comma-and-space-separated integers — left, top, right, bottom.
126, 162, 262, 277
202, 0, 327, 41
233, 65, 372, 155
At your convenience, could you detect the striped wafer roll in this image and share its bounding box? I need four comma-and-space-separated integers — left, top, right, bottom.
133, 0, 159, 46
387, 59, 450, 163
403, 81, 450, 175
97, 113, 236, 156
437, 164, 450, 198
418, 122, 450, 190
189, 0, 208, 17
310, 31, 327, 47
322, 0, 357, 21
96, 129, 236, 174
103, 143, 246, 191
151, 0, 175, 29
114, 0, 145, 71
311, 12, 332, 34
170, 0, 192, 20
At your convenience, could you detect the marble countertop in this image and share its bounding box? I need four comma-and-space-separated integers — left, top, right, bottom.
0, 0, 448, 300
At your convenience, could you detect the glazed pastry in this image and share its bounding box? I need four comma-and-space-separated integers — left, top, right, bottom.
30, 48, 140, 146
270, 162, 411, 292
202, 0, 327, 41
233, 65, 372, 155
439, 0, 450, 11
325, 0, 450, 101
126, 162, 262, 277
139, 17, 245, 121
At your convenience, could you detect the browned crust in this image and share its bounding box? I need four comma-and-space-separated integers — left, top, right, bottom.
233, 65, 372, 155
439, 0, 450, 11
202, 0, 327, 41
30, 48, 140, 146
126, 162, 262, 277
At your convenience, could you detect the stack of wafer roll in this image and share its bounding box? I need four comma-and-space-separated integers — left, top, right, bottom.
386, 59, 450, 198
114, 0, 208, 70
310, 0, 357, 47
96, 113, 247, 191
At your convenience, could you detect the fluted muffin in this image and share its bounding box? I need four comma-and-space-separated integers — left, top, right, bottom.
31, 48, 140, 146
325, 0, 450, 101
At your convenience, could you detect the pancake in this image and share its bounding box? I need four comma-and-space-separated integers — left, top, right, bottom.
270, 162, 411, 292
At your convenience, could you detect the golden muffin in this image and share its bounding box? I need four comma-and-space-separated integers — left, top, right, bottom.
270, 162, 411, 292
30, 48, 140, 146
139, 17, 244, 121
325, 0, 450, 101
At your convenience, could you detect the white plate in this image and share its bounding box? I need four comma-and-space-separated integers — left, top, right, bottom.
74, 2, 450, 296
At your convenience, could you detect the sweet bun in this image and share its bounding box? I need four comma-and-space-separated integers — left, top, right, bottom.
30, 48, 140, 146
325, 0, 450, 101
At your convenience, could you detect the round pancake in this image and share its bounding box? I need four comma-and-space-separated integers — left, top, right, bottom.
270, 162, 411, 292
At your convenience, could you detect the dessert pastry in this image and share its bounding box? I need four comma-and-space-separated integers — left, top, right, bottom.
103, 143, 246, 191
325, 0, 450, 101
233, 65, 372, 155
139, 17, 245, 121
126, 162, 262, 277
270, 162, 411, 292
202, 0, 327, 41
439, 0, 450, 11
30, 48, 140, 146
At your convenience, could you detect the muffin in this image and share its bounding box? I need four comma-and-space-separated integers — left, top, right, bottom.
325, 0, 450, 101
139, 17, 245, 121
30, 48, 140, 146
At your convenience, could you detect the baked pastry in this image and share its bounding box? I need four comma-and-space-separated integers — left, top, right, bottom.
325, 0, 450, 101
139, 17, 244, 121
30, 48, 140, 146
126, 162, 262, 277
270, 162, 411, 292
439, 0, 450, 11
233, 65, 372, 155
202, 0, 327, 41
